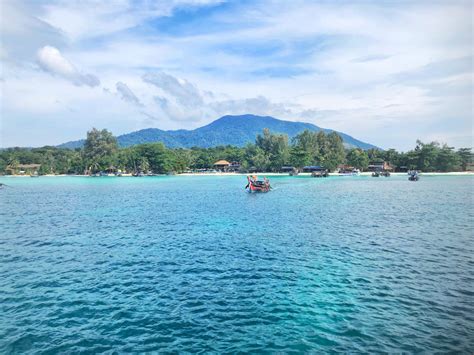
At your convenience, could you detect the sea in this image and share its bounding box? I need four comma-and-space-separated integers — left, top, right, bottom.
0, 175, 473, 353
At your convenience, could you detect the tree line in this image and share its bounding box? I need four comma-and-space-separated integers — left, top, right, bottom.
0, 128, 472, 174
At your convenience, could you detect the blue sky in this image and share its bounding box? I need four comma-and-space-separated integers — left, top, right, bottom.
0, 0, 472, 150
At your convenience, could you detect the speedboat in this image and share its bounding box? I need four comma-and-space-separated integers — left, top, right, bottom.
339, 168, 359, 176
408, 171, 419, 181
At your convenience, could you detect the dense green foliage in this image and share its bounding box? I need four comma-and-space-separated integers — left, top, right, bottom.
1, 129, 472, 174
363, 141, 471, 172
83, 128, 118, 173
346, 148, 370, 171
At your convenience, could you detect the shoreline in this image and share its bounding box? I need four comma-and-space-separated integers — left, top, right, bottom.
1, 172, 473, 178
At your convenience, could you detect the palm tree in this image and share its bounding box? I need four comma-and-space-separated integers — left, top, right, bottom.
139, 157, 150, 173
7, 157, 19, 174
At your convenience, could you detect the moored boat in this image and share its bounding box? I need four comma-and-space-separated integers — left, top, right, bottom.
311, 170, 328, 177
304, 165, 329, 177
281, 166, 298, 176
408, 171, 419, 181
338, 165, 359, 176
245, 175, 271, 193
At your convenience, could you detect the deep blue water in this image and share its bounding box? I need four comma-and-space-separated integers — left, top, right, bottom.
0, 175, 473, 353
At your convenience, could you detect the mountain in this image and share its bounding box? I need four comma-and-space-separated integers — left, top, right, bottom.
58, 114, 379, 150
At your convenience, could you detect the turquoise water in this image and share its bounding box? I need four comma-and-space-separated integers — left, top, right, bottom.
0, 175, 473, 353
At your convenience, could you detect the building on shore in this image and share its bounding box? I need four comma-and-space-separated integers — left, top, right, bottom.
280, 166, 295, 173
303, 165, 327, 173
227, 161, 241, 172
213, 160, 231, 172
6, 164, 41, 175
367, 161, 393, 172
396, 166, 409, 173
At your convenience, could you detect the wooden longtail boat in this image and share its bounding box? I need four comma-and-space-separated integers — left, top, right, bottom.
245, 176, 271, 193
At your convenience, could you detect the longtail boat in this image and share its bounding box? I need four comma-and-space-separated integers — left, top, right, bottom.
245, 176, 271, 193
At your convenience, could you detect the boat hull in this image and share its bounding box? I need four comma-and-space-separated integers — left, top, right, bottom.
246, 176, 271, 193
247, 185, 271, 193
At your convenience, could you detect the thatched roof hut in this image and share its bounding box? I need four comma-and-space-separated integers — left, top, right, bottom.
214, 160, 231, 171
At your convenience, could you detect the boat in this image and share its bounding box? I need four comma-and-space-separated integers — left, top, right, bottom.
281, 166, 297, 176
245, 175, 271, 193
91, 171, 108, 177
339, 169, 359, 176
304, 165, 329, 176
408, 171, 419, 181
311, 170, 328, 178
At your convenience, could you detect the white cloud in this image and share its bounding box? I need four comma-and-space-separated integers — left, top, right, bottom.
0, 1, 64, 62
143, 72, 204, 108
210, 96, 295, 118
1, 0, 472, 150
37, 46, 100, 87
38, 0, 224, 41
116, 81, 142, 106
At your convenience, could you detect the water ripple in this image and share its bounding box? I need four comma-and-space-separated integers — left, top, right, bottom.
0, 175, 473, 353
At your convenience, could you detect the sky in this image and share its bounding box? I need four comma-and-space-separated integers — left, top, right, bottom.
0, 0, 472, 150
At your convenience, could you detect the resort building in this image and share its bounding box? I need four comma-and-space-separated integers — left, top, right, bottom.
280, 166, 296, 173
396, 166, 409, 173
213, 160, 231, 172
367, 161, 393, 172
6, 164, 41, 175
303, 165, 327, 172
227, 161, 241, 172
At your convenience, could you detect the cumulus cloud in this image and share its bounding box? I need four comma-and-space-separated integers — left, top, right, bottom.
143, 72, 203, 108
116, 81, 142, 106
210, 96, 294, 118
38, 0, 225, 41
2, 0, 472, 150
152, 95, 205, 122
37, 46, 100, 87
144, 72, 298, 122
0, 2, 65, 63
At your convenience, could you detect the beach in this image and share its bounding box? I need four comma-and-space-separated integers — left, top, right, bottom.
2, 171, 473, 178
